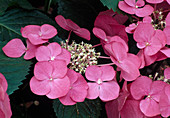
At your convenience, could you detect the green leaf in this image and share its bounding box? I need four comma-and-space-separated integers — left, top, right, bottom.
53, 99, 101, 118
0, 9, 57, 42
0, 42, 32, 95
100, 0, 122, 13
0, 0, 34, 16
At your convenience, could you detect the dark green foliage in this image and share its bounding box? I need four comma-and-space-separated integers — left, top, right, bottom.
0, 0, 33, 16
0, 42, 32, 95
0, 9, 58, 42
53, 99, 101, 118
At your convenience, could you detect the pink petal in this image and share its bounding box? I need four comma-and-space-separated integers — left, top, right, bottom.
0, 73, 8, 101
40, 24, 57, 39
86, 83, 99, 99
50, 60, 68, 79
135, 5, 154, 17
125, 23, 137, 34
120, 100, 144, 118
21, 25, 40, 38
110, 42, 128, 62
47, 42, 62, 58
137, 49, 145, 69
2, 38, 26, 58
35, 45, 51, 61
165, 12, 170, 26
118, 1, 135, 14
85, 65, 102, 82
159, 85, 170, 117
140, 98, 160, 117
54, 48, 71, 65
0, 93, 12, 118
136, 0, 145, 7
66, 19, 80, 30
105, 99, 120, 118
24, 39, 38, 60
27, 34, 49, 45
143, 16, 152, 23
66, 69, 78, 85
55, 15, 72, 31
159, 47, 170, 58
109, 36, 128, 52
30, 76, 50, 95
153, 30, 166, 47
34, 61, 53, 80
99, 81, 120, 101
134, 23, 154, 43
149, 81, 167, 102
144, 37, 162, 56
100, 66, 115, 81
93, 27, 106, 40
46, 76, 70, 99
146, 0, 164, 4
164, 67, 170, 79
163, 26, 170, 45
59, 92, 76, 105
130, 76, 152, 100
124, 0, 136, 7
73, 28, 91, 40
144, 51, 157, 66
71, 73, 88, 102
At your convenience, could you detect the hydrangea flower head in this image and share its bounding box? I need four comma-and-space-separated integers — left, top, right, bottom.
2, 38, 38, 60
85, 65, 120, 101
55, 15, 90, 40
35, 42, 71, 65
130, 76, 168, 117
30, 60, 70, 99
118, 0, 154, 17
59, 69, 88, 105
21, 24, 57, 45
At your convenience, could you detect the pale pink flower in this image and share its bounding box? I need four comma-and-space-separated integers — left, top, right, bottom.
59, 69, 88, 105
21, 24, 57, 45
55, 15, 90, 40
85, 65, 120, 101
0, 73, 12, 118
130, 76, 168, 117
2, 38, 38, 60
35, 42, 71, 65
30, 60, 70, 99
118, 0, 154, 17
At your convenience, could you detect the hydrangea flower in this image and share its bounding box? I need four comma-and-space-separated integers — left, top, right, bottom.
146, 0, 170, 4
59, 69, 88, 105
134, 23, 167, 56
21, 24, 57, 45
0, 73, 12, 118
104, 41, 141, 81
164, 67, 170, 80
118, 0, 154, 17
94, 14, 128, 43
30, 60, 70, 99
85, 65, 120, 101
35, 42, 71, 65
130, 76, 168, 117
2, 38, 38, 60
55, 15, 90, 40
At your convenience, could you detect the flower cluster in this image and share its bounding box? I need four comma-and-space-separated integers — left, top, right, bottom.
1, 0, 170, 117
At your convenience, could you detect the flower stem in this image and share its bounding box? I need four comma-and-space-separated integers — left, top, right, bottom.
92, 43, 102, 48
98, 56, 111, 59
97, 63, 114, 66
66, 30, 72, 48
